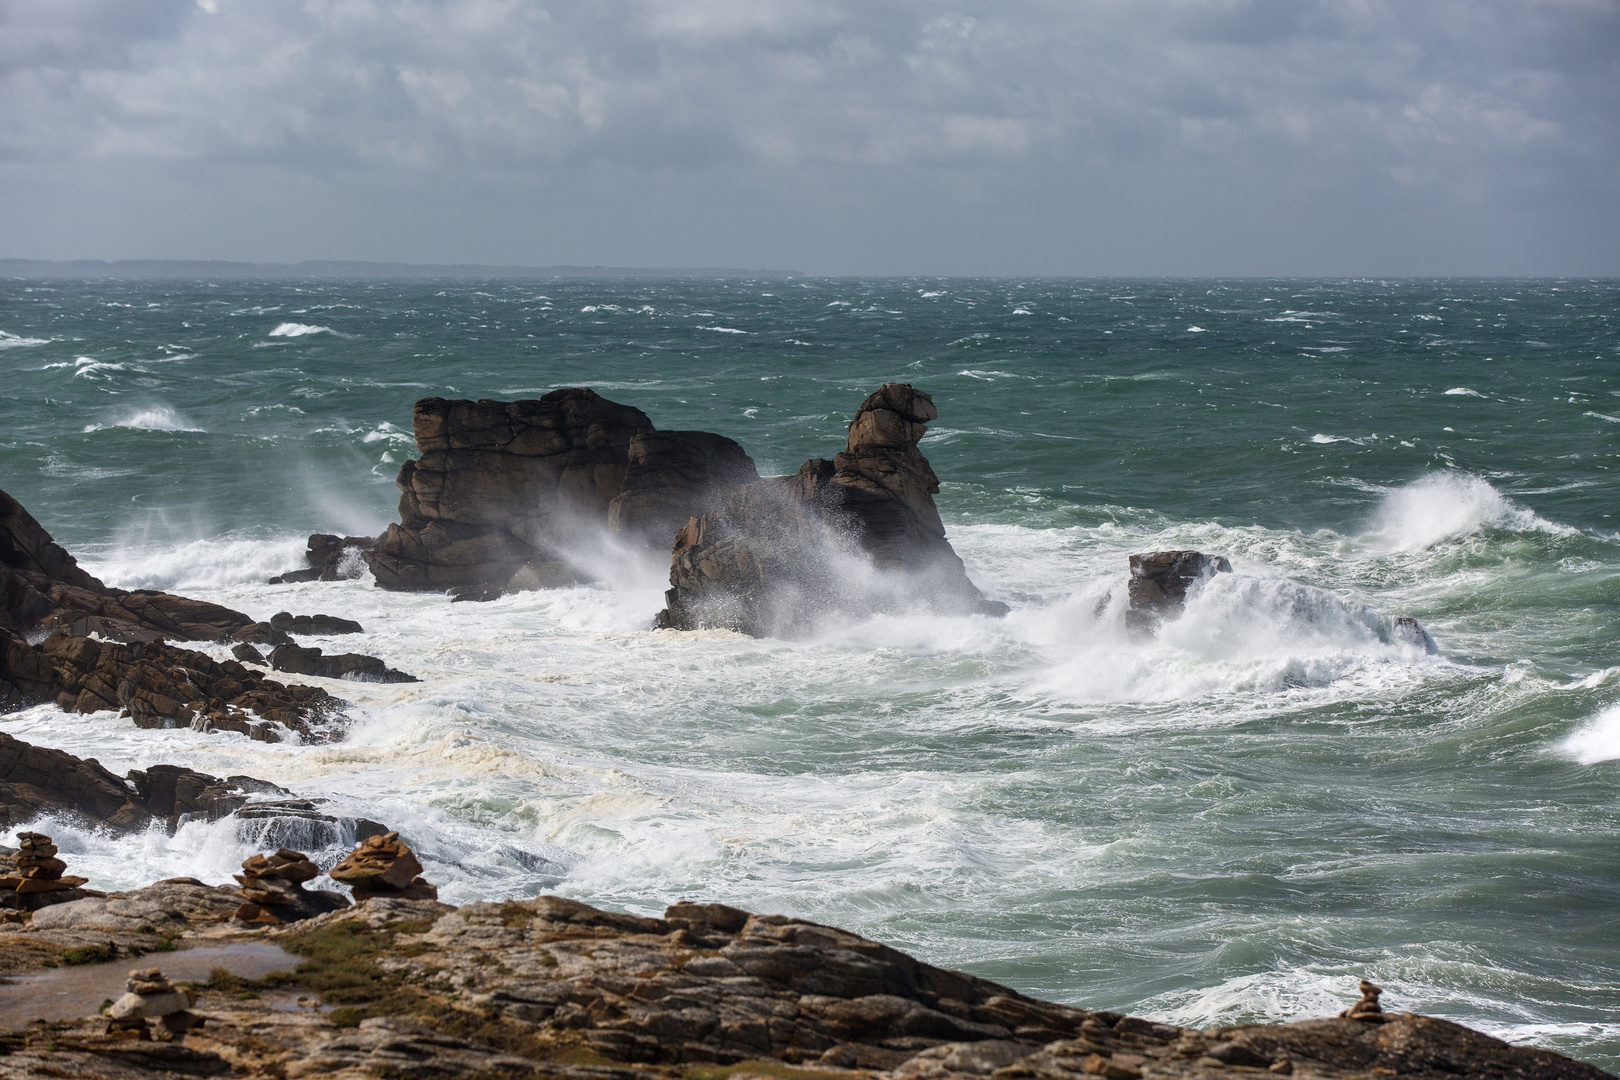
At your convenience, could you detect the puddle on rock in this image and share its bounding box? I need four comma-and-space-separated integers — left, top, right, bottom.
0, 942, 298, 1027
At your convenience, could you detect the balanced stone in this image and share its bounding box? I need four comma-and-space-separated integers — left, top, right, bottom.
329, 831, 438, 901
232, 846, 349, 925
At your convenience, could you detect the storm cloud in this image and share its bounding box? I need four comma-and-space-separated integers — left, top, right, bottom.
2, 0, 1616, 273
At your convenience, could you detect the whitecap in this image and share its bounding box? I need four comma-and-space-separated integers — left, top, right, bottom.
1444, 387, 1486, 397
1560, 705, 1620, 765
1584, 411, 1620, 424
0, 331, 50, 348
699, 326, 749, 334
1186, 325, 1208, 332
268, 322, 332, 337
82, 405, 203, 433
1012, 308, 1033, 316
1311, 434, 1351, 444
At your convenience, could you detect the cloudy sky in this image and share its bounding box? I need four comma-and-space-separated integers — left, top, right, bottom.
2, 0, 1617, 274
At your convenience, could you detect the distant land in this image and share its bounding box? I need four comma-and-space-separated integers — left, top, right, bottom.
0, 259, 802, 280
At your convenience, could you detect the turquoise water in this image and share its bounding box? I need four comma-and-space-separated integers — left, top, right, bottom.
2, 277, 1617, 1067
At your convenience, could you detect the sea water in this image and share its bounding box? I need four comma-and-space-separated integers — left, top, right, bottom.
1, 277, 1617, 1067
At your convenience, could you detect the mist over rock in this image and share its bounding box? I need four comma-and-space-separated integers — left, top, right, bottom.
365, 390, 764, 597
656, 383, 1007, 635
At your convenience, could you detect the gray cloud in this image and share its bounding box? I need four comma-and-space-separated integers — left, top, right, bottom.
1, 0, 1615, 273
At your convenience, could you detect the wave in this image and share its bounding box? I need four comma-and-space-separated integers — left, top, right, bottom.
82, 536, 311, 591
0, 330, 50, 348
1560, 705, 1620, 765
268, 322, 332, 337
82, 405, 204, 433
1444, 387, 1487, 397
1368, 473, 1568, 552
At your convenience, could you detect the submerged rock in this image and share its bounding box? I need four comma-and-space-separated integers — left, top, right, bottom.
1124, 549, 1233, 637
656, 383, 1007, 635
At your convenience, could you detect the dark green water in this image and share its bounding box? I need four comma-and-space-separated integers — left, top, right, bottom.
2, 277, 1617, 1066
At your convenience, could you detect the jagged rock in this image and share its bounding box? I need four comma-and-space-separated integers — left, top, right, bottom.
365, 390, 655, 594
42, 632, 343, 740
269, 611, 364, 636
1124, 550, 1233, 637
267, 642, 417, 683
269, 533, 378, 584
328, 831, 438, 901
606, 430, 759, 549
0, 731, 384, 844
656, 384, 1007, 636
231, 847, 350, 924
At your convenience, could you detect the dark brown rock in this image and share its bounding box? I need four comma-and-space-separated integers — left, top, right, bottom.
267, 642, 417, 683
268, 611, 364, 635
1124, 550, 1232, 637
607, 430, 759, 549
656, 384, 1007, 635
328, 831, 438, 902
231, 847, 350, 924
42, 632, 344, 741
366, 390, 655, 593
269, 532, 379, 584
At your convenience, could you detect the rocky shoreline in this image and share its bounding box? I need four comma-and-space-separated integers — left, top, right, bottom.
0, 859, 1605, 1079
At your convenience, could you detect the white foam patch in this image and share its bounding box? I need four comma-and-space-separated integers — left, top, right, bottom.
1560, 705, 1620, 765
0, 331, 50, 348
268, 322, 332, 337
699, 326, 749, 334
1444, 387, 1487, 397
83, 405, 204, 433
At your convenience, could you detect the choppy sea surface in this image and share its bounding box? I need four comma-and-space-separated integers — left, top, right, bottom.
1, 277, 1617, 1067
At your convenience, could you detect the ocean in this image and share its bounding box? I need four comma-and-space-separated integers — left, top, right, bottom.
1, 276, 1616, 1068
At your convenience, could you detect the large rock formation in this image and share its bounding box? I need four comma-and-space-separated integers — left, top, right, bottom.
656, 383, 1007, 636
364, 390, 764, 598
0, 892, 1604, 1078
2, 488, 258, 645
1124, 550, 1233, 638
366, 390, 655, 595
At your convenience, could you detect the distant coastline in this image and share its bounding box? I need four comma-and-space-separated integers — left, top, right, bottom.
0, 258, 802, 280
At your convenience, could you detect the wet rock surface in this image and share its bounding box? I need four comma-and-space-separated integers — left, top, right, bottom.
0, 733, 383, 842
607, 430, 760, 549
0, 892, 1602, 1080
1124, 550, 1233, 637
267, 642, 418, 684
657, 384, 1007, 635
268, 532, 378, 584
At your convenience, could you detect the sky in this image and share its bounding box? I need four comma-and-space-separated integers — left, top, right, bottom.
2, 0, 1617, 275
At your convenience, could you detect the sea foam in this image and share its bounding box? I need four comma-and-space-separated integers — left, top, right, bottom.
268, 322, 332, 337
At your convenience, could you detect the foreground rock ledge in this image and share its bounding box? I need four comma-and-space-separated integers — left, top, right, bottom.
0, 893, 1605, 1080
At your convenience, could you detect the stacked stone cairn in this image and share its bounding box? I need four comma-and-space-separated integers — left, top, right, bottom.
0, 831, 90, 910
1339, 979, 1387, 1023
105, 968, 203, 1040
328, 831, 437, 901
232, 847, 349, 925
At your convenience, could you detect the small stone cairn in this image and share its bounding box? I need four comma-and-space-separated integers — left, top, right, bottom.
0, 832, 90, 910
232, 847, 349, 925
105, 968, 203, 1039
328, 831, 438, 901
1339, 979, 1387, 1023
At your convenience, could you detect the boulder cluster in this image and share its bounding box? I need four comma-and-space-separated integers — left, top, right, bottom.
328, 830, 438, 901
104, 968, 204, 1040
232, 846, 350, 924
0, 831, 88, 908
